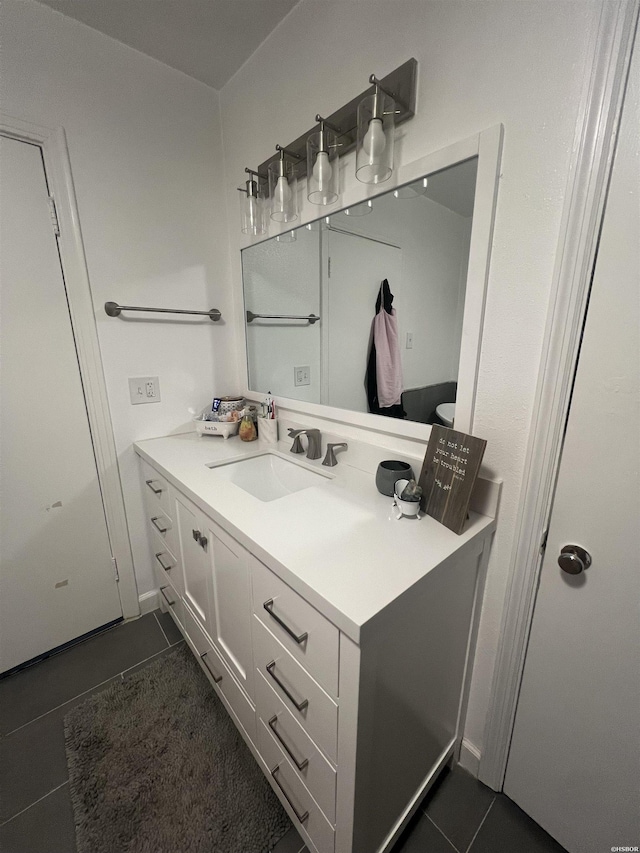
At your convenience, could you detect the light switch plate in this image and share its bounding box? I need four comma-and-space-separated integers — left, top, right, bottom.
129, 376, 161, 404
294, 365, 311, 387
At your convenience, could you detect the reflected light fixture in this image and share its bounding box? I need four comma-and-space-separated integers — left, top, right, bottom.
269, 145, 301, 222
307, 115, 340, 205
276, 228, 297, 243
394, 177, 429, 199
356, 75, 398, 184
343, 200, 373, 217
237, 168, 266, 235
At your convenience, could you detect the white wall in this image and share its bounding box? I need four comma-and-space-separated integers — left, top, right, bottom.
219, 0, 603, 754
1, 0, 233, 598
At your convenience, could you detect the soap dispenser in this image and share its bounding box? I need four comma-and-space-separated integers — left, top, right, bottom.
239, 406, 258, 442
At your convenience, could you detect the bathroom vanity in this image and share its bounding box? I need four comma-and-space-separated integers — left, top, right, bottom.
134, 429, 496, 853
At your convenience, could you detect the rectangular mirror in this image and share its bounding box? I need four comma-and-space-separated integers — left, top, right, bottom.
241, 127, 502, 437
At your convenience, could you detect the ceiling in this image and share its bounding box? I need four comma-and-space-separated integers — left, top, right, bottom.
37, 0, 299, 89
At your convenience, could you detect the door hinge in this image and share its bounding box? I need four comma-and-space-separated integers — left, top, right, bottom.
540, 528, 548, 555
328, 256, 331, 278
112, 557, 120, 582
47, 196, 60, 236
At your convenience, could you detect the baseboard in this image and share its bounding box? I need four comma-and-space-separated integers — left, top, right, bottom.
138, 589, 160, 616
458, 738, 481, 777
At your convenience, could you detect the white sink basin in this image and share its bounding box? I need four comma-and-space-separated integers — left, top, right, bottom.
207, 453, 330, 502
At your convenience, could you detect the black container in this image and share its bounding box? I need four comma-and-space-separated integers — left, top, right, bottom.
375, 460, 414, 496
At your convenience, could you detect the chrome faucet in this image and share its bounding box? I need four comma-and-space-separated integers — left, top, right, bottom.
288, 428, 322, 460
322, 442, 348, 467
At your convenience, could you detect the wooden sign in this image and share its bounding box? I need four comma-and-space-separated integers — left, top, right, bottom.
418, 425, 486, 534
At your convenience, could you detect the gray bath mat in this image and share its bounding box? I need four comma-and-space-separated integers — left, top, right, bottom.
64, 644, 290, 853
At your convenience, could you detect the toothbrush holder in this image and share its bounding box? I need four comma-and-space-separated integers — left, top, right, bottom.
258, 417, 278, 445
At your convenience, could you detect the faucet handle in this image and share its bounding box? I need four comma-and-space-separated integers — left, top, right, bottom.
322, 442, 348, 467
288, 428, 305, 454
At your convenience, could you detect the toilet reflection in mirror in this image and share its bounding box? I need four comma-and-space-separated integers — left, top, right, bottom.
241, 156, 478, 427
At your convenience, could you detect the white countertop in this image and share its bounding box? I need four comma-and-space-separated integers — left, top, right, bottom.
134, 432, 495, 642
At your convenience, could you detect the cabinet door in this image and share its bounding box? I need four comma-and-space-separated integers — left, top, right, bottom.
174, 491, 213, 637
202, 518, 254, 701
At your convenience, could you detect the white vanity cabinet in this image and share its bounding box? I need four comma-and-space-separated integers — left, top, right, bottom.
136, 441, 495, 853
173, 489, 254, 702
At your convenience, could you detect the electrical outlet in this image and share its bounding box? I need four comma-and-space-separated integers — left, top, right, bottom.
406, 332, 414, 349
294, 365, 311, 387
129, 376, 161, 405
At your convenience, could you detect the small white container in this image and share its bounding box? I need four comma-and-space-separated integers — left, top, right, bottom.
258, 417, 278, 444
393, 478, 421, 519
195, 419, 239, 439
193, 406, 240, 439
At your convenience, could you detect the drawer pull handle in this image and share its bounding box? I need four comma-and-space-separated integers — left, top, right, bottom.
151, 516, 168, 534
159, 586, 175, 607
154, 552, 173, 572
270, 764, 309, 823
263, 599, 308, 644
268, 715, 309, 770
266, 660, 309, 711
145, 479, 163, 495
200, 652, 223, 683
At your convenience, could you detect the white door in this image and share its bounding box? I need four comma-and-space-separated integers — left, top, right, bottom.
0, 136, 122, 673
325, 229, 401, 412
504, 40, 639, 853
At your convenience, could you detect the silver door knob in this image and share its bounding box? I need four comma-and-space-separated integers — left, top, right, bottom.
558, 545, 592, 575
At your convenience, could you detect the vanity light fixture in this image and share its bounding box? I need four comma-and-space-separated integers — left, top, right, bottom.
269, 145, 301, 223
356, 75, 400, 185
307, 115, 340, 205
237, 168, 267, 236
255, 60, 417, 204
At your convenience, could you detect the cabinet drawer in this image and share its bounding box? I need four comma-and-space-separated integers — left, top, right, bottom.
140, 458, 172, 517
184, 605, 256, 745
253, 617, 337, 764
147, 511, 178, 559
158, 582, 185, 632
258, 718, 335, 853
251, 556, 339, 698
256, 669, 336, 823
150, 528, 183, 596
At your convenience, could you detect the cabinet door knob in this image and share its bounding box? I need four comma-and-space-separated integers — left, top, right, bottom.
192, 528, 201, 542
199, 536, 208, 551
557, 544, 592, 575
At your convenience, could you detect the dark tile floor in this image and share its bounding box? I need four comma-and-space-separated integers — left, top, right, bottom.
0, 613, 567, 853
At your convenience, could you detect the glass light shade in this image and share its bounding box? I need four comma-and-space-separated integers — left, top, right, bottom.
239, 184, 266, 236
356, 90, 395, 184
307, 128, 339, 205
269, 158, 298, 222
343, 200, 373, 216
